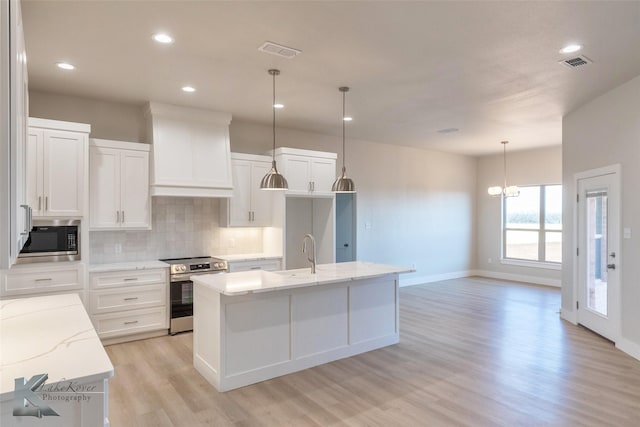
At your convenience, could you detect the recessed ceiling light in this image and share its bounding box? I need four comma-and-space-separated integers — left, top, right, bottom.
273, 103, 284, 109
56, 62, 75, 70
560, 44, 582, 54
182, 86, 196, 93
153, 33, 173, 44
343, 116, 353, 122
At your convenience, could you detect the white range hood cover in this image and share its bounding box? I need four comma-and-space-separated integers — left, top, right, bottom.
145, 102, 234, 198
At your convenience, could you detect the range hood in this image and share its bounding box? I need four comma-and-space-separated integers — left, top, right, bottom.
144, 102, 234, 198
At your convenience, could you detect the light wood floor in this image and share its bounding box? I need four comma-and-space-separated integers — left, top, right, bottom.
105, 277, 640, 426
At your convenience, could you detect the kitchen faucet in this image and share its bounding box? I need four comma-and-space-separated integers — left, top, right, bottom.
302, 234, 317, 274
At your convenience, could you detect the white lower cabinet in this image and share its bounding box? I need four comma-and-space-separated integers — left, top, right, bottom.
1, 263, 83, 297
227, 258, 282, 272
89, 268, 168, 342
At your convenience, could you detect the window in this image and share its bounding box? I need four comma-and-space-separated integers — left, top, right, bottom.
503, 184, 562, 264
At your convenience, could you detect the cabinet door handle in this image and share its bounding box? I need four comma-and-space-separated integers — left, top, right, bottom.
248, 211, 252, 221
123, 278, 138, 282
35, 278, 52, 282
123, 297, 139, 301
38, 196, 42, 211
121, 211, 125, 223
124, 320, 139, 325
249, 266, 262, 270
19, 205, 29, 235
29, 206, 32, 232
45, 196, 48, 211
116, 211, 120, 223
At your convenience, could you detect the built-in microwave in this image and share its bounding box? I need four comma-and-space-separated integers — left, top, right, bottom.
17, 220, 80, 264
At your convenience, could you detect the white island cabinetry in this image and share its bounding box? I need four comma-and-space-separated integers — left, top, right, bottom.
193, 262, 412, 392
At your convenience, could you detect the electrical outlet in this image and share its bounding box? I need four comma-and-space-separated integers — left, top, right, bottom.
229, 238, 236, 248
114, 243, 122, 254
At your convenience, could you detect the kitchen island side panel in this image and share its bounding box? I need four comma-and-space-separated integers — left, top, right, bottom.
193, 274, 400, 392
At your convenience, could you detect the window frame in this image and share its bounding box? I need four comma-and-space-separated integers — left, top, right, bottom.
501, 184, 562, 268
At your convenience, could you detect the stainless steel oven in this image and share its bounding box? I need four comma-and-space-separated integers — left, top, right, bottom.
160, 256, 228, 335
17, 219, 80, 264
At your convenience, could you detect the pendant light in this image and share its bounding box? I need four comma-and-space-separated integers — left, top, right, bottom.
488, 140, 519, 197
260, 69, 288, 190
331, 86, 356, 193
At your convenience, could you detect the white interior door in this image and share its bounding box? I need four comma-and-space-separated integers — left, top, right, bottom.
577, 169, 620, 341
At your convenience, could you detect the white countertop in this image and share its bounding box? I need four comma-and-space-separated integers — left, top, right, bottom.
191, 261, 414, 296
88, 260, 169, 273
214, 253, 282, 262
0, 294, 113, 400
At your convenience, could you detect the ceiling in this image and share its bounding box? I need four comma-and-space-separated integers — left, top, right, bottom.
21, 1, 640, 156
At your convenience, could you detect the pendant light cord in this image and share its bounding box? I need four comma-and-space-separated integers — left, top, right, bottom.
503, 141, 507, 190
342, 90, 346, 170
272, 71, 276, 162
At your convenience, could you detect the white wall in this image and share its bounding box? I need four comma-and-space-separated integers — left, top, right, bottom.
29, 91, 144, 142
476, 146, 562, 286
562, 74, 640, 354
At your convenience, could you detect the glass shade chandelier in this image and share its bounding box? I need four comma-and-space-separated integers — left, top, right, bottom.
487, 140, 519, 197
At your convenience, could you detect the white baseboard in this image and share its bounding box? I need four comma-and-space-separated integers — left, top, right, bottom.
616, 337, 640, 362
399, 270, 474, 287
473, 269, 561, 288
560, 308, 577, 324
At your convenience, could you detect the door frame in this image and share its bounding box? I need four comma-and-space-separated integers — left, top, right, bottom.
572, 164, 621, 342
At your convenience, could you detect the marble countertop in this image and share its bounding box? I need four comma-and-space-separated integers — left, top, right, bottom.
191, 261, 414, 296
0, 294, 113, 400
88, 260, 169, 273
214, 253, 283, 262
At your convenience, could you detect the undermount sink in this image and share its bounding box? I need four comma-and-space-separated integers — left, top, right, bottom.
272, 268, 317, 279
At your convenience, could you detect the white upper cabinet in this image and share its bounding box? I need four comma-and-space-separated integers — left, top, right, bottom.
145, 102, 233, 198
221, 153, 273, 227
27, 118, 89, 218
274, 148, 337, 195
89, 139, 150, 230
1, 0, 29, 268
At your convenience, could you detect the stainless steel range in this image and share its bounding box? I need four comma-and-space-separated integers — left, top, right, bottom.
160, 256, 228, 335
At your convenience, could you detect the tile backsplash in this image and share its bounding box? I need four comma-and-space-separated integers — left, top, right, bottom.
89, 197, 264, 264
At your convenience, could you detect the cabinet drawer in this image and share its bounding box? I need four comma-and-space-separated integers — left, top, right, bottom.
92, 307, 167, 339
90, 268, 167, 289
89, 284, 166, 314
227, 259, 282, 272
3, 265, 82, 296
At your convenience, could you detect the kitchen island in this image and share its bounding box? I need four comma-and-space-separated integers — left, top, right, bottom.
0, 294, 113, 426
192, 261, 413, 392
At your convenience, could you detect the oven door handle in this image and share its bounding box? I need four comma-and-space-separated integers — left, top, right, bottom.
170, 271, 226, 282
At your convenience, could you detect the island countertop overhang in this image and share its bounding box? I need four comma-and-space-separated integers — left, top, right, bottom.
191, 261, 414, 296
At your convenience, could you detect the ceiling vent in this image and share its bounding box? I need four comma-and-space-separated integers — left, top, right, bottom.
559, 55, 593, 69
437, 127, 459, 134
258, 41, 301, 59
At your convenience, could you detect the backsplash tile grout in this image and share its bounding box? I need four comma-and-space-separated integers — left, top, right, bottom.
89, 197, 264, 264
